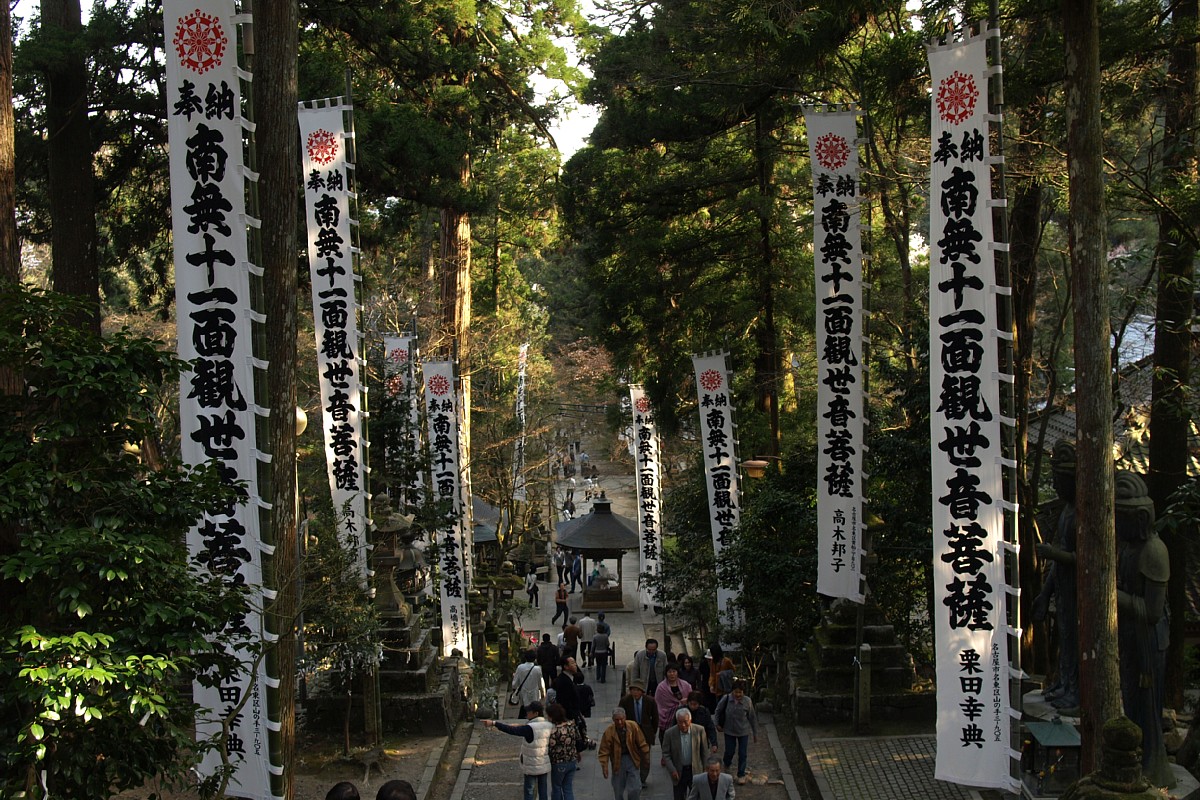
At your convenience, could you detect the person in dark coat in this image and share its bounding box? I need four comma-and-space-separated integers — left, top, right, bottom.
553, 657, 582, 716
569, 552, 583, 593
554, 656, 588, 739
686, 691, 718, 753
538, 633, 561, 692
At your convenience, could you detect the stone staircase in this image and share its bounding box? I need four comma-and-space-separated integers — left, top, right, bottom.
791, 600, 932, 723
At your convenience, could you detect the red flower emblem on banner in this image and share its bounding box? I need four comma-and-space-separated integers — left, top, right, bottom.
936, 71, 979, 125
428, 374, 451, 396
699, 369, 724, 392
814, 133, 850, 171
307, 129, 339, 166
635, 396, 651, 414
173, 10, 227, 75
386, 374, 404, 397
388, 347, 409, 365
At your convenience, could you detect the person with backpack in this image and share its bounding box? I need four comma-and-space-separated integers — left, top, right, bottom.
714, 680, 758, 785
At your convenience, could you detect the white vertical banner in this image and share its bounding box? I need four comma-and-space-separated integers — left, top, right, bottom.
805, 108, 865, 603
383, 334, 424, 513
166, 1, 278, 796
927, 31, 1013, 792
629, 386, 662, 609
513, 343, 530, 502
299, 101, 369, 585
691, 353, 743, 631
422, 361, 471, 656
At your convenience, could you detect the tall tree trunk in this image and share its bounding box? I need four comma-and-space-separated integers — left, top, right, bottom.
1150, 0, 1197, 712
1008, 103, 1047, 673
0, 0, 16, 288
0, 0, 21, 400
40, 0, 98, 334
753, 111, 780, 456
1063, 0, 1121, 770
253, 2, 299, 797
440, 152, 473, 516
440, 152, 473, 358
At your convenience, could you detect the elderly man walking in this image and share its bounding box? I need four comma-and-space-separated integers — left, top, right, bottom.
662, 708, 709, 800
598, 707, 650, 800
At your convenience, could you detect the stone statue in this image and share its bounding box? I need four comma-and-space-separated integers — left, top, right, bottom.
1034, 440, 1079, 711
1060, 716, 1161, 800
1113, 470, 1173, 789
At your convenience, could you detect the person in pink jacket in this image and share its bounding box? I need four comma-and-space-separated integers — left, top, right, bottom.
654, 662, 692, 745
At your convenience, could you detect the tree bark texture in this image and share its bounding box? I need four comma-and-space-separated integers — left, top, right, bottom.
1063, 0, 1121, 770
753, 111, 780, 456
439, 152, 473, 360
1150, 0, 1197, 712
40, 0, 98, 334
0, 0, 17, 287
0, 0, 22, 399
252, 2, 299, 797
1008, 104, 1047, 673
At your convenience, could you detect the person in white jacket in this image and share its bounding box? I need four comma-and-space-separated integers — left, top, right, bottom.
511, 650, 546, 716
483, 701, 554, 800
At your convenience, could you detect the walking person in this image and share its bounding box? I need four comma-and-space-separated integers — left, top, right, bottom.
706, 645, 735, 712
553, 656, 587, 739
688, 756, 735, 800
592, 625, 611, 683
562, 617, 583, 661
663, 708, 709, 800
512, 649, 545, 716
628, 639, 666, 697
555, 547, 568, 585
547, 702, 582, 800
598, 707, 650, 800
482, 701, 553, 800
618, 680, 659, 787
526, 567, 541, 609
686, 691, 718, 752
569, 552, 583, 593
538, 633, 561, 692
326, 782, 360, 800
677, 654, 703, 690
714, 680, 758, 785
655, 663, 693, 745
551, 583, 570, 626
376, 780, 417, 800
578, 612, 597, 665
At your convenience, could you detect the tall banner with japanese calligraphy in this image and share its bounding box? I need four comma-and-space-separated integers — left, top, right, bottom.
805, 108, 865, 603
422, 361, 471, 656
691, 353, 743, 631
299, 101, 369, 585
513, 343, 530, 503
928, 31, 1014, 791
383, 334, 424, 512
629, 386, 663, 609
166, 2, 278, 796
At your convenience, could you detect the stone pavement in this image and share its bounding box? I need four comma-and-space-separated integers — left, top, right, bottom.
452, 551, 804, 800
796, 731, 990, 800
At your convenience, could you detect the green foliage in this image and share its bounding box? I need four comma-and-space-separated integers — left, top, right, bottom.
0, 284, 248, 799
722, 450, 823, 655
299, 506, 382, 687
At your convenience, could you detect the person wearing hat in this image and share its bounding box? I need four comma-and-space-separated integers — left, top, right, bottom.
619, 679, 659, 786
482, 701, 554, 800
